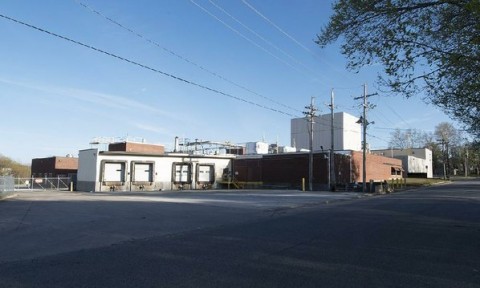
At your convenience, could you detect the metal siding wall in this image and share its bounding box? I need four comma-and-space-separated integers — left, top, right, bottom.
234, 158, 262, 182
77, 149, 98, 183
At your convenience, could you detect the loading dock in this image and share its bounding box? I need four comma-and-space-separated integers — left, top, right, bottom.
77, 148, 233, 192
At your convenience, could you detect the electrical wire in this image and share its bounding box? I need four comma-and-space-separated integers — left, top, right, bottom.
241, 0, 357, 83
0, 13, 298, 118
207, 0, 326, 83
242, 0, 311, 55
189, 0, 319, 83
76, 1, 301, 114
366, 132, 390, 144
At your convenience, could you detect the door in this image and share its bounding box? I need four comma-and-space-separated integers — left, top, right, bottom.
133, 163, 153, 182
197, 164, 214, 183
173, 163, 191, 183
103, 162, 125, 182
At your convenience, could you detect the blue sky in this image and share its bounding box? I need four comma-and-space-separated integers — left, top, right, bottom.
1, 0, 457, 164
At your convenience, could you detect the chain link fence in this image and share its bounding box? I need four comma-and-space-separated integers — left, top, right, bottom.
13, 177, 73, 191
0, 176, 15, 198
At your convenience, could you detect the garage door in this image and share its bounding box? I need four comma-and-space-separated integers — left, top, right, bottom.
133, 163, 153, 182
103, 162, 125, 182
174, 164, 191, 183
197, 165, 214, 183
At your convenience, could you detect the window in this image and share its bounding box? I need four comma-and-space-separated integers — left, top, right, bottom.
391, 167, 402, 176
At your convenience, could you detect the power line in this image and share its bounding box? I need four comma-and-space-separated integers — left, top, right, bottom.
189, 0, 319, 83
367, 132, 390, 144
76, 1, 301, 114
242, 0, 312, 55
0, 13, 297, 118
379, 95, 413, 129
241, 0, 356, 83
207, 0, 325, 83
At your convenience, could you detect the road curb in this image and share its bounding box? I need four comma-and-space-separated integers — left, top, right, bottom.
0, 193, 18, 201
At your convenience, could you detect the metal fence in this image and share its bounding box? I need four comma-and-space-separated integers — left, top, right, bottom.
0, 176, 15, 198
13, 177, 73, 191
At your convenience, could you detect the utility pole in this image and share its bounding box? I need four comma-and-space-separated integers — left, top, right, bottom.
354, 84, 377, 193
329, 89, 336, 191
438, 138, 447, 180
465, 145, 469, 177
303, 97, 317, 191
445, 140, 450, 179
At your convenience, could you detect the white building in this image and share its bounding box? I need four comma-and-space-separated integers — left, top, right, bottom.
77, 148, 234, 192
372, 148, 433, 178
245, 142, 269, 155
291, 112, 361, 152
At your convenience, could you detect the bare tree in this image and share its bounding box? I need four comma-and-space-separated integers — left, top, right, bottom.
388, 128, 429, 149
434, 122, 461, 178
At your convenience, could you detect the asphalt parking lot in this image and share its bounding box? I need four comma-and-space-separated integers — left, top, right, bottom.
0, 189, 367, 263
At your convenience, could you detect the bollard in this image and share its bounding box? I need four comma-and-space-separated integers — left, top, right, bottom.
302, 178, 305, 192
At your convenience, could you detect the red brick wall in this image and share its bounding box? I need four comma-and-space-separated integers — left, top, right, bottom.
31, 157, 78, 177
55, 157, 78, 170
108, 142, 165, 154
351, 151, 402, 182
234, 153, 352, 187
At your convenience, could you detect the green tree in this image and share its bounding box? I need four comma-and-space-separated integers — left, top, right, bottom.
317, 0, 480, 136
467, 141, 480, 175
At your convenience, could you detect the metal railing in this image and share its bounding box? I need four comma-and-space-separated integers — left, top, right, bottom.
13, 177, 73, 191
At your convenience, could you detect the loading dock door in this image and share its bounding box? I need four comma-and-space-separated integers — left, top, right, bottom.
134, 163, 153, 182
103, 162, 125, 182
174, 164, 191, 183
197, 165, 214, 183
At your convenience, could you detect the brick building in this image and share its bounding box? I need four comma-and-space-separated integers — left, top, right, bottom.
233, 151, 402, 190
108, 142, 165, 154
31, 156, 78, 177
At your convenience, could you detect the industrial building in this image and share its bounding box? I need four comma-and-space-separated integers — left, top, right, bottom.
372, 148, 433, 178
233, 150, 402, 190
74, 108, 405, 192
76, 142, 233, 192
76, 142, 402, 192
291, 112, 362, 152
31, 156, 78, 177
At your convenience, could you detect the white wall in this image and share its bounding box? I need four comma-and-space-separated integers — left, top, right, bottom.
77, 151, 233, 192
373, 148, 433, 178
77, 149, 99, 191
291, 112, 361, 151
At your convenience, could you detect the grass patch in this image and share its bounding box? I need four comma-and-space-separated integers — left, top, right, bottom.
404, 178, 448, 187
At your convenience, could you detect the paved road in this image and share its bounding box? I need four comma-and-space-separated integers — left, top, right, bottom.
1, 182, 479, 287
0, 189, 365, 262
